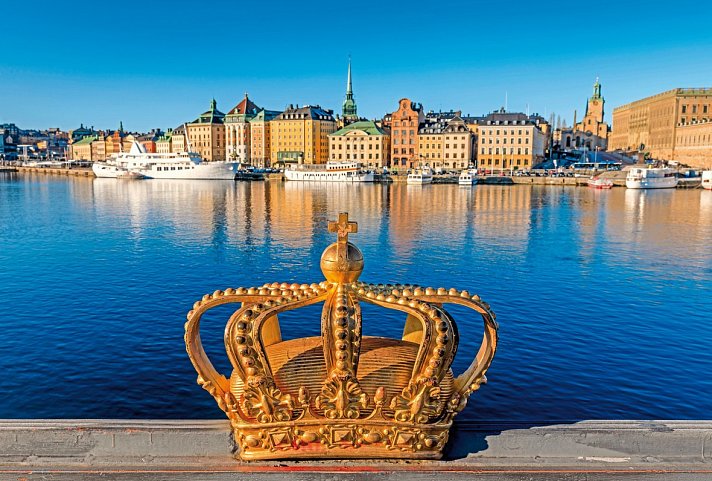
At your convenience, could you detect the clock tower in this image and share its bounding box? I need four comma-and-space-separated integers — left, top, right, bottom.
575, 78, 609, 140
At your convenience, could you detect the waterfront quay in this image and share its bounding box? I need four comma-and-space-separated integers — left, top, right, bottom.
2, 420, 712, 480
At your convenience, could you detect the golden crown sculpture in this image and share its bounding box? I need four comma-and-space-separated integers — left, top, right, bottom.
185, 213, 498, 460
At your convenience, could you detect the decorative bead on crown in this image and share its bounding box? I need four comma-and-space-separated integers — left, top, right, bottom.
185, 213, 498, 460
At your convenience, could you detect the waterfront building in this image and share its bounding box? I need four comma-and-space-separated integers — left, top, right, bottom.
156, 130, 172, 154
171, 125, 187, 153
341, 58, 358, 125
0, 124, 18, 159
186, 99, 226, 161
90, 135, 107, 160
557, 79, 610, 151
610, 88, 712, 166
388, 98, 425, 170
476, 109, 549, 170
673, 120, 712, 169
270, 105, 336, 165
418, 116, 473, 171
224, 93, 260, 163
69, 135, 97, 161
249, 109, 280, 168
328, 120, 390, 169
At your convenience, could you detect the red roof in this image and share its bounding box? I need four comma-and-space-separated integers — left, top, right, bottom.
227, 94, 260, 115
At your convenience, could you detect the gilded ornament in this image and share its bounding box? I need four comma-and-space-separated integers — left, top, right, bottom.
184, 212, 498, 460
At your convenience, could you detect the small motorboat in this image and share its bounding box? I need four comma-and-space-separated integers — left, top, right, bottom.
458, 169, 478, 186
587, 176, 613, 189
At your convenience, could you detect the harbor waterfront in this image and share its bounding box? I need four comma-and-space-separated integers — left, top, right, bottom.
0, 173, 710, 422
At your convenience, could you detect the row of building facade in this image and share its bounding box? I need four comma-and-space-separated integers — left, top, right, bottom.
63, 59, 712, 170
68, 61, 552, 171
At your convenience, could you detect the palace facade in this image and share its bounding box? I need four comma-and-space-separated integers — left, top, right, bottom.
610, 88, 712, 166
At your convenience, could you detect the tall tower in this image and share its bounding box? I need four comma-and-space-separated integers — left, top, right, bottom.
585, 77, 604, 125
342, 57, 358, 124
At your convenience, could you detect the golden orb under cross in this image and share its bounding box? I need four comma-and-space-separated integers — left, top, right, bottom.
321, 212, 364, 283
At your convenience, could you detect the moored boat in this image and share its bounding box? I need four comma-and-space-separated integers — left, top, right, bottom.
587, 176, 613, 189
625, 167, 678, 189
407, 167, 433, 185
284, 161, 374, 182
93, 142, 237, 180
458, 169, 478, 186
702, 170, 712, 190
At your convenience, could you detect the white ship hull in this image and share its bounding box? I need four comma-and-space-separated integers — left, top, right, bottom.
92, 162, 123, 178
626, 167, 678, 189
137, 162, 236, 180
92, 142, 237, 180
284, 168, 374, 182
625, 177, 678, 189
407, 169, 433, 185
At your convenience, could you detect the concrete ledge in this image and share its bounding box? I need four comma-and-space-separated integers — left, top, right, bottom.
1, 420, 711, 479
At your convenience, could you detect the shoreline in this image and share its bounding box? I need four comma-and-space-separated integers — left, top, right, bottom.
3, 166, 704, 188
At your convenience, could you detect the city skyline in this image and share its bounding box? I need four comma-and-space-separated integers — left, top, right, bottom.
2, 0, 712, 131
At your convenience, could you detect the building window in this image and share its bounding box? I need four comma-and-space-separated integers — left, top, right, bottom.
682, 105, 687, 113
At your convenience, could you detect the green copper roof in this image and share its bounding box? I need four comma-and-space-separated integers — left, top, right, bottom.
73, 135, 98, 145
330, 120, 385, 136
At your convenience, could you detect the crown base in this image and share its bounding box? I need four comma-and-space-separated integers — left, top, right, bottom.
234, 421, 451, 461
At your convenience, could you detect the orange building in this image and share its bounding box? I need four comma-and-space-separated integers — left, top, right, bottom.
388, 98, 424, 171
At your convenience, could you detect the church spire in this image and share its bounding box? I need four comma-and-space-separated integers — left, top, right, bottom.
592, 77, 602, 100
346, 56, 353, 96
342, 56, 357, 123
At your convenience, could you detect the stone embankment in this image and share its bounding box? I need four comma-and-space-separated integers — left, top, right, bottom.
12, 166, 94, 177
1, 420, 711, 479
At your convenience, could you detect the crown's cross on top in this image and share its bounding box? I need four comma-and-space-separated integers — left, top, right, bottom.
328, 212, 358, 260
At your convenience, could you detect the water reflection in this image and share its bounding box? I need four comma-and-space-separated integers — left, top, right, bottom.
1, 174, 710, 420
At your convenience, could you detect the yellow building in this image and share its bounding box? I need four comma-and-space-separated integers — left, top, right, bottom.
170, 125, 187, 153
418, 116, 472, 171
186, 99, 226, 161
270, 105, 336, 165
674, 121, 712, 169
249, 109, 280, 168
328, 120, 390, 169
476, 109, 549, 170
69, 135, 96, 161
610, 88, 712, 164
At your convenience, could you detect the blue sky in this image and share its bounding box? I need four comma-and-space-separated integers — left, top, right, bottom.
2, 0, 712, 132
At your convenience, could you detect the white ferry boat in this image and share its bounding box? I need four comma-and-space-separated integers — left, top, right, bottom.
407, 167, 433, 185
702, 170, 712, 190
92, 142, 237, 180
625, 167, 678, 189
458, 169, 478, 186
284, 161, 374, 182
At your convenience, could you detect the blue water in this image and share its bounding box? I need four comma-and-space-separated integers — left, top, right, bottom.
0, 174, 710, 421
